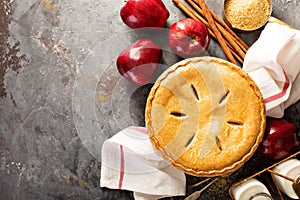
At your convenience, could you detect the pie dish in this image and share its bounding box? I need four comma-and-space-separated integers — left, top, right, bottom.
145, 56, 266, 177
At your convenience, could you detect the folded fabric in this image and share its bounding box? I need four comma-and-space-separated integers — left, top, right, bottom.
243, 22, 300, 118
100, 126, 186, 200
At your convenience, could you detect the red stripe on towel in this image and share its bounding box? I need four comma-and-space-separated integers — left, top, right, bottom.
118, 145, 125, 189
128, 126, 148, 135
264, 70, 290, 103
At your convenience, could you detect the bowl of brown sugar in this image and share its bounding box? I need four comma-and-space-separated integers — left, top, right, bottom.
222, 0, 272, 32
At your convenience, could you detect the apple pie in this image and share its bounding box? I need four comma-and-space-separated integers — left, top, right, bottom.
145, 56, 266, 177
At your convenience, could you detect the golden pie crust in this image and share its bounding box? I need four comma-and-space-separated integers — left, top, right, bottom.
145, 56, 266, 177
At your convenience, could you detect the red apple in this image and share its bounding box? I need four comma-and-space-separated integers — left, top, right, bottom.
120, 0, 169, 29
116, 38, 162, 86
258, 118, 300, 160
168, 18, 210, 58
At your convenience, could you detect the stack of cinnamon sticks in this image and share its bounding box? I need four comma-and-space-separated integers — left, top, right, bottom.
172, 0, 249, 65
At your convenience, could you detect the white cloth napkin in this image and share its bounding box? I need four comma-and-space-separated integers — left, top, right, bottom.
100, 126, 186, 200
243, 22, 300, 118
101, 21, 300, 199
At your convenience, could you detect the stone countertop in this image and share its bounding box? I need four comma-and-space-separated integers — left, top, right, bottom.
0, 0, 299, 199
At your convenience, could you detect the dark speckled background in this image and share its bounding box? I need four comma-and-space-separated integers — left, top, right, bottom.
0, 0, 300, 199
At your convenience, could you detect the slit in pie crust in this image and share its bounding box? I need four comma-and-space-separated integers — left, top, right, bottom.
145, 56, 266, 177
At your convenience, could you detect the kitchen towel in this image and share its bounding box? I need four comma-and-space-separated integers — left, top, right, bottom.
243, 21, 300, 118
100, 126, 186, 200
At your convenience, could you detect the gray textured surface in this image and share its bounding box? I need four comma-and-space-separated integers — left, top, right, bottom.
0, 0, 299, 199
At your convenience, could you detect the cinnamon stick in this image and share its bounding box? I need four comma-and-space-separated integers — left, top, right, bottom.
186, 0, 247, 58
191, 0, 249, 51
197, 0, 237, 64
172, 0, 199, 21
231, 49, 244, 64
220, 25, 246, 60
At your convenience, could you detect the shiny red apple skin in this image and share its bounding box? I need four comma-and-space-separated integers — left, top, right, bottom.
258, 118, 300, 160
116, 39, 162, 86
168, 18, 210, 58
120, 0, 170, 29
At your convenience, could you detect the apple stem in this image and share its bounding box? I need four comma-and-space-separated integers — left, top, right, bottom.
124, 0, 128, 2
